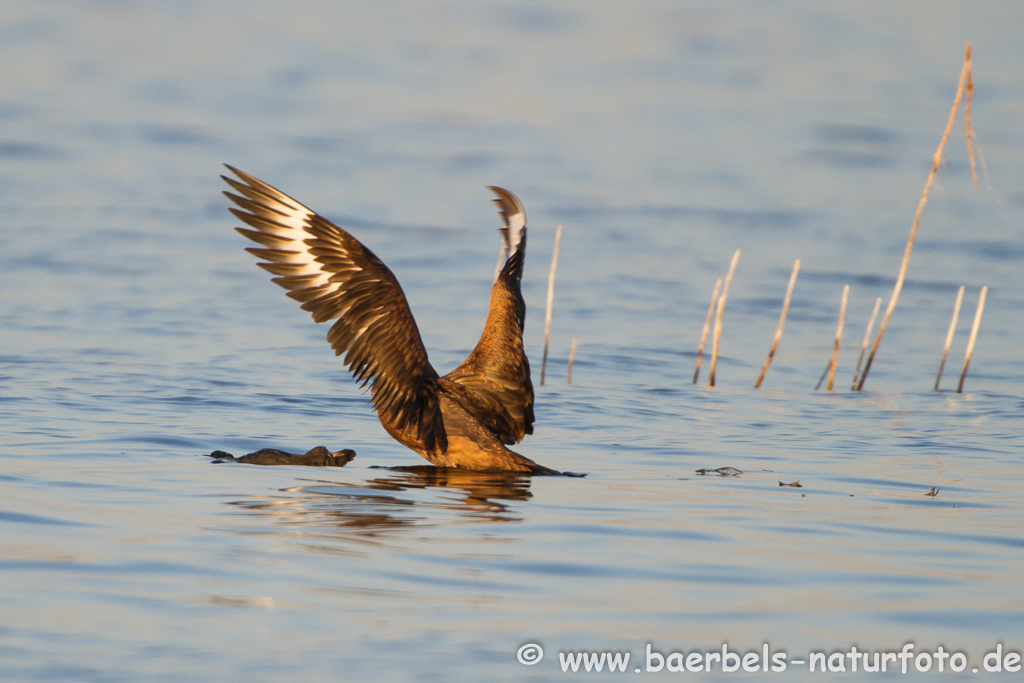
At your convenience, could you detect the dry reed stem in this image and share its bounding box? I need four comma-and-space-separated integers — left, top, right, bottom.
709, 249, 741, 387
540, 224, 562, 386
965, 49, 978, 188
975, 140, 1002, 205
814, 362, 830, 391
957, 286, 987, 393
856, 43, 973, 391
815, 285, 849, 390
693, 278, 722, 384
827, 285, 850, 391
935, 285, 965, 390
851, 297, 882, 389
754, 259, 800, 388
567, 338, 578, 384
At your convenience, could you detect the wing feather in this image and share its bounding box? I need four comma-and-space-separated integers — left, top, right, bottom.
488, 186, 527, 258
223, 165, 446, 451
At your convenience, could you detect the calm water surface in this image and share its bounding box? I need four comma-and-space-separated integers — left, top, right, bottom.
2, 1, 1024, 680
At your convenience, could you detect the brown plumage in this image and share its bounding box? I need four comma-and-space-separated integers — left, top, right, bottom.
222, 166, 555, 474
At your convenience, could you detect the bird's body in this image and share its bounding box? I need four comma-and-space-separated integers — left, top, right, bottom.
222, 167, 554, 474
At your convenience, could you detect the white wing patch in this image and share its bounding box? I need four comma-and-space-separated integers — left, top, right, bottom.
223, 165, 333, 291
488, 186, 528, 260
504, 209, 526, 256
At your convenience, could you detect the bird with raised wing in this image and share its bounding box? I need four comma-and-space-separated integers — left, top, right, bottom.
222, 167, 555, 474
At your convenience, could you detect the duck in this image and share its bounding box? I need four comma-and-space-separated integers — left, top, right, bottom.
222, 166, 556, 474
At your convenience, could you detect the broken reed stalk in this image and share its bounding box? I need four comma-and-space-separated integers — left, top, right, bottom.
856, 43, 975, 391
965, 56, 978, 188
851, 297, 882, 389
540, 224, 562, 386
693, 278, 722, 384
935, 285, 966, 390
814, 362, 830, 391
827, 285, 850, 391
754, 259, 800, 388
567, 338, 578, 384
957, 286, 987, 393
709, 249, 741, 387
975, 140, 1001, 205
814, 285, 849, 390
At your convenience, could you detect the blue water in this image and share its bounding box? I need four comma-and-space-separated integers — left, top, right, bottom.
2, 1, 1024, 680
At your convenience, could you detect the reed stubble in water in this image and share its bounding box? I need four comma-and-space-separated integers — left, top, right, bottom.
540, 224, 562, 386
709, 249, 740, 387
851, 297, 882, 389
754, 259, 800, 388
815, 285, 849, 391
935, 285, 966, 390
567, 338, 578, 384
828, 285, 850, 391
957, 286, 987, 393
693, 278, 722, 384
857, 44, 975, 390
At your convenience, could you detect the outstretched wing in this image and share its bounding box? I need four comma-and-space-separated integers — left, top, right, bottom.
222, 165, 446, 451
443, 187, 534, 444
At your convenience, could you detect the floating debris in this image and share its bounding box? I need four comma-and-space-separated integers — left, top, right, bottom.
778, 480, 802, 488
925, 486, 940, 497
696, 467, 743, 477
209, 446, 356, 467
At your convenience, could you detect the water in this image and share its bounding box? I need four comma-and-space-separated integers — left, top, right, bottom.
2, 1, 1024, 680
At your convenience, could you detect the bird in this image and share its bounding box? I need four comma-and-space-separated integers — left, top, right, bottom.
221, 166, 556, 474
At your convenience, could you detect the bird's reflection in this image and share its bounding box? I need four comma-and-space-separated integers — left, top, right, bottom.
226, 466, 537, 533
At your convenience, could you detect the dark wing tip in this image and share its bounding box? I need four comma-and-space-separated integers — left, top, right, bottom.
487, 186, 526, 228
221, 165, 263, 192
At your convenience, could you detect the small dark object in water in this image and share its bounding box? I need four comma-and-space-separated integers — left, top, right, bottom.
778, 480, 802, 488
695, 467, 742, 477
209, 446, 356, 467
925, 486, 940, 497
